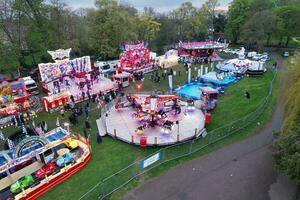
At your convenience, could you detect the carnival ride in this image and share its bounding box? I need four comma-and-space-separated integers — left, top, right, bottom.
218, 47, 266, 76
177, 41, 226, 62
39, 53, 115, 112
0, 127, 91, 200
200, 72, 237, 86
97, 94, 207, 146
118, 41, 157, 74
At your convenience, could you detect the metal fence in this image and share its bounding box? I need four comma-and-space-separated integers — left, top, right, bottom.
79, 68, 278, 200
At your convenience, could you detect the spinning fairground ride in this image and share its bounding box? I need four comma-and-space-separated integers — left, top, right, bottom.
97, 94, 208, 147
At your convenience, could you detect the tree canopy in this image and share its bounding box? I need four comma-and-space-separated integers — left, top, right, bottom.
0, 0, 299, 72
225, 0, 300, 47
273, 54, 300, 185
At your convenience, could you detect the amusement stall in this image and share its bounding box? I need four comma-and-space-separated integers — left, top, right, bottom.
0, 78, 39, 128
118, 41, 157, 74
156, 49, 179, 68
0, 79, 29, 117
39, 49, 116, 112
178, 41, 226, 63
0, 127, 91, 200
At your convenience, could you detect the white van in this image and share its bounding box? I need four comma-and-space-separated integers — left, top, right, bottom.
23, 76, 39, 95
96, 60, 119, 74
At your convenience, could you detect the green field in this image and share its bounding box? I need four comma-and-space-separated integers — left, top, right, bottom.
109, 68, 279, 200
0, 61, 278, 200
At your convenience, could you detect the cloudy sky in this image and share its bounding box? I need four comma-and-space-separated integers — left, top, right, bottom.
62, 0, 232, 12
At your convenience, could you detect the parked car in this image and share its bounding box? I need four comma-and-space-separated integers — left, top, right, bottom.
283, 51, 289, 57
64, 138, 79, 149
10, 175, 34, 193
56, 152, 74, 167
35, 162, 57, 179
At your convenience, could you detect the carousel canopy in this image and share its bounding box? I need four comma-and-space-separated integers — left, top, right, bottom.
227, 58, 253, 68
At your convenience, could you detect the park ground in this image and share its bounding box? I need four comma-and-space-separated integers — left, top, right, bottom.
122, 53, 298, 200
1, 55, 279, 200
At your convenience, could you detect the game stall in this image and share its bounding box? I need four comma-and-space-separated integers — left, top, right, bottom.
0, 79, 29, 115
0, 79, 40, 129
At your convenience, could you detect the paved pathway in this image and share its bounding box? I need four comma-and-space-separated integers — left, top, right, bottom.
123, 54, 297, 200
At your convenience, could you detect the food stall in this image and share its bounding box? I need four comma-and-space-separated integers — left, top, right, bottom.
42, 91, 70, 112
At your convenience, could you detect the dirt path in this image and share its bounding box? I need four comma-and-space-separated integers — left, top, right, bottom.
123, 53, 297, 200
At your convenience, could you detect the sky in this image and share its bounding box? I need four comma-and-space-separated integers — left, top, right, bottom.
62, 0, 232, 12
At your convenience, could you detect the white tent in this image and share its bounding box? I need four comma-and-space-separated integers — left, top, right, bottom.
227, 58, 253, 68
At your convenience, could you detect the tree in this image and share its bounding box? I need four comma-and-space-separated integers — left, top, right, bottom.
153, 14, 178, 52
275, 5, 300, 47
242, 10, 278, 49
225, 0, 252, 44
0, 42, 19, 73
214, 13, 227, 33
202, 0, 219, 36
170, 2, 198, 41
273, 53, 300, 185
138, 14, 161, 43
87, 0, 139, 59
191, 7, 208, 40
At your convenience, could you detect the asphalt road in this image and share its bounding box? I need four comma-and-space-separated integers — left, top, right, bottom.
123, 54, 296, 200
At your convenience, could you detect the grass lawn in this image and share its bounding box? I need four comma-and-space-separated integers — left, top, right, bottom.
109, 68, 279, 200
0, 60, 278, 200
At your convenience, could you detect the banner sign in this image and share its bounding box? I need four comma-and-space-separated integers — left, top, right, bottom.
124, 41, 145, 51
48, 48, 71, 60
140, 152, 161, 169
179, 41, 225, 50
39, 56, 91, 82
